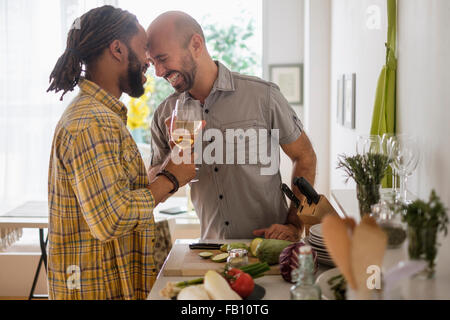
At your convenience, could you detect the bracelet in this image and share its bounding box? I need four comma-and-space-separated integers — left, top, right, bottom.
156, 170, 179, 194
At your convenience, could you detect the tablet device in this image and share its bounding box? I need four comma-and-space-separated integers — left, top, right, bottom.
159, 207, 188, 215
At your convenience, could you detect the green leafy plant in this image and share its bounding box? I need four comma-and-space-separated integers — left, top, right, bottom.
337, 153, 391, 186
337, 153, 391, 217
204, 18, 260, 76
402, 190, 448, 276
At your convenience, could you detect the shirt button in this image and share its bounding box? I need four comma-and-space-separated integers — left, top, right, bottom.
209, 137, 216, 143
214, 167, 219, 172
219, 195, 224, 200
225, 221, 230, 226
205, 109, 209, 114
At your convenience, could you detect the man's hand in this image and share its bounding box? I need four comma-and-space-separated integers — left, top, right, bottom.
164, 148, 197, 186
253, 224, 300, 242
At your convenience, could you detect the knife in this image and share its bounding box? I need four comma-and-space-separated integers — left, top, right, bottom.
293, 177, 320, 206
281, 183, 301, 209
189, 243, 224, 250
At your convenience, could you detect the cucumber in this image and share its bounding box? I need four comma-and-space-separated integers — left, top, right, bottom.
198, 252, 213, 259
211, 253, 229, 263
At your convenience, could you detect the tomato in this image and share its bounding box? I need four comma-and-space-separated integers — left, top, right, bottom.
226, 268, 255, 299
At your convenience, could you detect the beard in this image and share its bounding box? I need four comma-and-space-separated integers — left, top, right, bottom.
121, 46, 145, 98
171, 52, 197, 93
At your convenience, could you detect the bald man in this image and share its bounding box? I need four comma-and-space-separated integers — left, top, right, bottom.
147, 11, 317, 241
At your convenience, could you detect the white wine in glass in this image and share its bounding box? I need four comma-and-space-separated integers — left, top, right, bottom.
171, 120, 203, 150
170, 98, 203, 182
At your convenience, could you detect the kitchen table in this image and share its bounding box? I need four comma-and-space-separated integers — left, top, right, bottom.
0, 197, 197, 300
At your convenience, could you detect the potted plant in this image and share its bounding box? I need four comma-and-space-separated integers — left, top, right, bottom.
337, 153, 391, 218
402, 190, 448, 279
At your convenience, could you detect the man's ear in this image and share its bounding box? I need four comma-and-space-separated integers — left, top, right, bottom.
109, 40, 127, 62
189, 34, 204, 58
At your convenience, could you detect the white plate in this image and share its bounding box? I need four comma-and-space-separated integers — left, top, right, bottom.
310, 246, 329, 255
307, 236, 325, 246
309, 224, 323, 238
316, 268, 342, 300
308, 239, 327, 251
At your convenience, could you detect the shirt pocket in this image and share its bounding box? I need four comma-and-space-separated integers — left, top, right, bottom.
220, 119, 263, 165
122, 145, 140, 184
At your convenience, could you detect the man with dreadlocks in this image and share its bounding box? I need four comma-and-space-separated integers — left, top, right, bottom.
47, 6, 195, 300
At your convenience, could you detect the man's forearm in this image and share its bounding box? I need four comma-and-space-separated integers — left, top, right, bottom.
288, 156, 317, 216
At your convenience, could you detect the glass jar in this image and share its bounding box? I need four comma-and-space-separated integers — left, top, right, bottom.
371, 200, 407, 249
227, 248, 249, 269
357, 183, 381, 218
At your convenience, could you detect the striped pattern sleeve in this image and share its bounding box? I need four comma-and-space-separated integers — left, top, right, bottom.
67, 122, 155, 242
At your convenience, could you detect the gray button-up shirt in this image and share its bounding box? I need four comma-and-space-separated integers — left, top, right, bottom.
150, 62, 304, 239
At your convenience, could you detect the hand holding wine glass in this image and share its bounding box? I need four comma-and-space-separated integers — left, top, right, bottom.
169, 97, 205, 182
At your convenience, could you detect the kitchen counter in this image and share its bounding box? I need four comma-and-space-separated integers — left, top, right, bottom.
147, 239, 334, 300
148, 191, 450, 300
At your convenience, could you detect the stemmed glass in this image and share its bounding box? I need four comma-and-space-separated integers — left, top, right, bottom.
381, 133, 398, 191
391, 136, 420, 204
356, 135, 382, 155
169, 97, 203, 182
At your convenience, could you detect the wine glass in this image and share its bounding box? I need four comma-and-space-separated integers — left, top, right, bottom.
170, 97, 203, 182
381, 133, 398, 191
356, 135, 382, 155
391, 136, 420, 204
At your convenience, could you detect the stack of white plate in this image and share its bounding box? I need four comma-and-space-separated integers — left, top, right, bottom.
306, 224, 335, 267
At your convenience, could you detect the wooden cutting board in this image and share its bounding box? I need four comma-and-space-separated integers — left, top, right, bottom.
162, 243, 281, 276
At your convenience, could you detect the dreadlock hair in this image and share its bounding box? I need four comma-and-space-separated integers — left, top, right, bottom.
47, 5, 139, 101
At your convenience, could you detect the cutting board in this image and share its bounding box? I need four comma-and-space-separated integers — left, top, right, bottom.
162, 243, 281, 276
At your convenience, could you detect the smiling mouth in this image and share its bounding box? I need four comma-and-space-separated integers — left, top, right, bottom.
165, 71, 181, 86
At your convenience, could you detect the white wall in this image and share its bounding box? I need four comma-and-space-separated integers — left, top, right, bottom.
263, 0, 305, 186
304, 0, 331, 196
329, 0, 388, 191
328, 0, 450, 208
397, 0, 450, 209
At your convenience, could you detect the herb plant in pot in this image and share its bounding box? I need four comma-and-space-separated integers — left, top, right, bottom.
337, 153, 391, 218
402, 190, 448, 279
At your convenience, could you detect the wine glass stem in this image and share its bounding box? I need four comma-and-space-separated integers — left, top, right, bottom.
399, 175, 408, 203
391, 167, 397, 191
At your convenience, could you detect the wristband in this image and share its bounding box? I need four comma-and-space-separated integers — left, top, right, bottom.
156, 170, 179, 194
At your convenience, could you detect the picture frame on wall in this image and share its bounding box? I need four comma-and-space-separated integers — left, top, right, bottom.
343, 73, 356, 129
337, 75, 344, 125
269, 64, 303, 105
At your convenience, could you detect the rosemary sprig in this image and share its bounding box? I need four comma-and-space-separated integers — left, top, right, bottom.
337, 153, 391, 186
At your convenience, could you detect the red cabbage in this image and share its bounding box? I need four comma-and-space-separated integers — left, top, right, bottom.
279, 241, 319, 283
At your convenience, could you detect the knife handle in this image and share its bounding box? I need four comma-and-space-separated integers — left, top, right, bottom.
189, 243, 223, 250
281, 183, 301, 209
294, 177, 320, 205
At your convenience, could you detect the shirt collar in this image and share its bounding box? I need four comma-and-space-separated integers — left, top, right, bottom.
181, 60, 235, 101
213, 61, 235, 92
78, 79, 128, 124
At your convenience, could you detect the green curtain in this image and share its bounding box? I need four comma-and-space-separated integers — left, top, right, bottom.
370, 0, 397, 188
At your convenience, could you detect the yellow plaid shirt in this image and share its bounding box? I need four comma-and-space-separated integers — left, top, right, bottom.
48, 79, 157, 300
